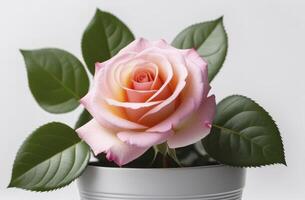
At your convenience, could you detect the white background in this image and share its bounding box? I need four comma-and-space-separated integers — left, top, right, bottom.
0, 0, 304, 199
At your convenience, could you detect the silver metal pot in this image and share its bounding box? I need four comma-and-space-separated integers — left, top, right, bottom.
78, 164, 246, 200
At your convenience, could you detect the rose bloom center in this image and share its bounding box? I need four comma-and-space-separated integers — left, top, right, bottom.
131, 67, 157, 91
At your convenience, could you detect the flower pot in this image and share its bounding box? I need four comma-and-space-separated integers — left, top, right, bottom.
77, 164, 246, 200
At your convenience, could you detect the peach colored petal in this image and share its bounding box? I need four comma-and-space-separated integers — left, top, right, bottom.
125, 107, 153, 122
126, 76, 164, 102
167, 95, 216, 148
125, 89, 157, 102
138, 100, 176, 127
134, 52, 174, 102
138, 50, 188, 124
105, 98, 162, 109
132, 80, 153, 90
115, 61, 160, 102
104, 96, 163, 123
116, 50, 175, 103
95, 52, 136, 102
147, 49, 209, 133
81, 91, 147, 132
131, 65, 155, 90
114, 59, 149, 89
132, 67, 155, 85
76, 119, 148, 166
147, 95, 195, 133
117, 130, 173, 148
111, 40, 203, 102
116, 52, 173, 103
92, 59, 157, 129
92, 69, 128, 120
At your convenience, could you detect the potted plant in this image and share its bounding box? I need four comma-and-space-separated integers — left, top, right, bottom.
8, 9, 285, 200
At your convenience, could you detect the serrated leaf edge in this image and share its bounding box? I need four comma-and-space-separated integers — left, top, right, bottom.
205, 94, 286, 168
8, 122, 91, 192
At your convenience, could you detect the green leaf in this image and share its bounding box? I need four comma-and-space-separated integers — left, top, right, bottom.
75, 109, 92, 129
175, 142, 218, 167
172, 17, 228, 82
82, 9, 135, 74
21, 48, 89, 113
203, 95, 286, 167
8, 122, 90, 191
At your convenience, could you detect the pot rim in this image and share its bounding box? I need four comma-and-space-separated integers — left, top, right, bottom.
87, 163, 236, 172
79, 163, 246, 198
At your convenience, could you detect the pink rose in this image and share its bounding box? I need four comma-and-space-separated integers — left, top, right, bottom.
76, 38, 216, 166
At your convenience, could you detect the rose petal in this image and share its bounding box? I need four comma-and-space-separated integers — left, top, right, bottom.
125, 89, 157, 102
167, 95, 216, 148
147, 48, 209, 132
117, 61, 156, 89
85, 59, 150, 131
116, 48, 175, 103
117, 130, 173, 148
94, 53, 172, 125
95, 52, 136, 102
105, 98, 162, 110
132, 80, 153, 90
183, 49, 210, 97
147, 96, 195, 133
152, 39, 175, 49
138, 50, 188, 124
119, 38, 173, 54
76, 119, 148, 166
81, 91, 147, 131
182, 49, 208, 72
132, 67, 155, 85
104, 98, 162, 122
116, 61, 161, 102
119, 38, 151, 54
135, 52, 174, 102
95, 62, 104, 73
125, 107, 154, 122
138, 100, 176, 126
107, 142, 148, 166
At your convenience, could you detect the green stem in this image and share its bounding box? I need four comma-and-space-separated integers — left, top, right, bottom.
162, 155, 169, 168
